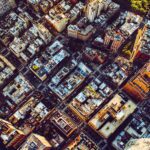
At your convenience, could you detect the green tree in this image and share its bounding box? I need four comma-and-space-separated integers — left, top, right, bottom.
129, 0, 150, 13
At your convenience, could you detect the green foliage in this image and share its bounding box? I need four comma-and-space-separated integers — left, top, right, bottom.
129, 0, 150, 13
124, 50, 132, 56
122, 41, 133, 58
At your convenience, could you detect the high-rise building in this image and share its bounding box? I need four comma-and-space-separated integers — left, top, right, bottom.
85, 0, 111, 22
0, 0, 16, 16
86, 0, 99, 22
130, 21, 150, 62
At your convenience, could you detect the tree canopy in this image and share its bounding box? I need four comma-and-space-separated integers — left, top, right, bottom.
129, 0, 150, 13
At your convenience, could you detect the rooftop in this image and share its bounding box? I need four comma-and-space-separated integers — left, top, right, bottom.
3, 74, 33, 104
89, 94, 137, 138
49, 62, 91, 100
69, 76, 113, 120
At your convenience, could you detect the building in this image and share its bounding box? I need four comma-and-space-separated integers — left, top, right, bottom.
9, 22, 52, 63
44, 0, 71, 32
9, 95, 49, 134
123, 62, 150, 101
104, 30, 125, 52
103, 56, 132, 87
50, 59, 78, 86
35, 114, 65, 149
85, 0, 111, 22
88, 94, 137, 139
27, 0, 54, 13
44, 0, 84, 32
125, 138, 150, 150
86, 0, 99, 22
9, 12, 30, 37
0, 55, 16, 87
84, 47, 107, 64
2, 74, 33, 105
30, 40, 69, 81
69, 76, 113, 121
30, 49, 69, 80
9, 25, 46, 63
104, 11, 143, 52
92, 35, 104, 47
50, 109, 77, 137
130, 21, 150, 62
94, 1, 120, 27
68, 1, 84, 22
45, 13, 69, 32
33, 23, 52, 44
0, 12, 30, 46
64, 132, 98, 150
0, 0, 16, 16
68, 17, 96, 41
0, 119, 25, 149
27, 0, 41, 12
49, 62, 91, 100
112, 112, 150, 150
19, 133, 52, 150
0, 94, 12, 118
70, 0, 78, 4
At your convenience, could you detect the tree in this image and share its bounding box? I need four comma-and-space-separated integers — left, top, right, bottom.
129, 0, 150, 13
